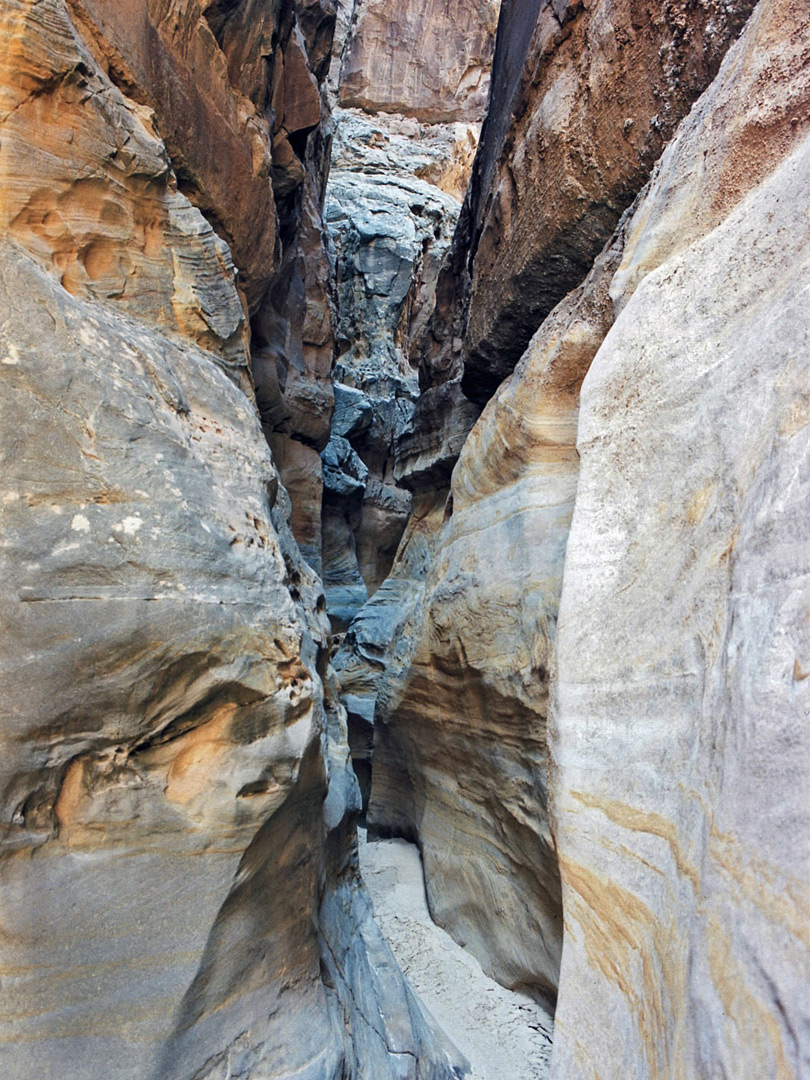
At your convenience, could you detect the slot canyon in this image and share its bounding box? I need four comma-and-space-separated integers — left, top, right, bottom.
0, 0, 808, 1078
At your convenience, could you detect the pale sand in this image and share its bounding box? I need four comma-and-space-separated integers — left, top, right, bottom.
358, 831, 553, 1080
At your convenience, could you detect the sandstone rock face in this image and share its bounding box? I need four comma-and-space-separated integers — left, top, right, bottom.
366, 216, 632, 1000
419, 0, 758, 405
550, 4, 810, 1076
367, 2, 810, 1065
0, 3, 466, 1078
338, 0, 500, 123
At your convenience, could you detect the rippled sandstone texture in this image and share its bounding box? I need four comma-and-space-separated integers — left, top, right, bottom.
0, 3, 466, 1078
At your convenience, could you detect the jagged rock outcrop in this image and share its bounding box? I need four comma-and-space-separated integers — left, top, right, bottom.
0, 3, 467, 1078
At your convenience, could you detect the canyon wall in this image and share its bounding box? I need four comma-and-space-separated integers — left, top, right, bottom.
2, 0, 809, 1076
365, 0, 766, 1002
550, 2, 810, 1074
418, 0, 758, 403
355, 6, 810, 1076
0, 3, 465, 1078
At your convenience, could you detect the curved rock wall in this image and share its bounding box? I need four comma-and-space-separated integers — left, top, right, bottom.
4, 0, 809, 1075
0, 3, 466, 1078
367, 215, 632, 999
550, 3, 810, 1075
362, 2, 810, 1073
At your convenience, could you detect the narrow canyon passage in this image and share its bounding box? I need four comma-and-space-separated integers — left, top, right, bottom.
359, 831, 554, 1080
1, 0, 808, 1078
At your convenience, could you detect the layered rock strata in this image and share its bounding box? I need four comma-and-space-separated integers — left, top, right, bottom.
550, 3, 810, 1075
248, 0, 337, 574
367, 217, 631, 1000
324, 2, 500, 823
0, 3, 466, 1078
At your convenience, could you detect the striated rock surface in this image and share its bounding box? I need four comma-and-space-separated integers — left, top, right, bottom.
550, 3, 810, 1076
419, 0, 758, 404
0, 3, 467, 1078
367, 213, 633, 999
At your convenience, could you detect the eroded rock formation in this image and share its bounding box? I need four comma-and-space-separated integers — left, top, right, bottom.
0, 3, 466, 1078
321, 0, 498, 632
550, 4, 810, 1074
320, 0, 500, 636
364, 0, 764, 1001
353, 0, 810, 1073
3, 0, 809, 1076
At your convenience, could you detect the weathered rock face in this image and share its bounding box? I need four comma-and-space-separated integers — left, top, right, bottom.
338, 0, 500, 123
323, 134, 459, 626
248, 0, 337, 574
367, 215, 632, 1000
0, 3, 466, 1078
550, 3, 810, 1075
419, 0, 758, 405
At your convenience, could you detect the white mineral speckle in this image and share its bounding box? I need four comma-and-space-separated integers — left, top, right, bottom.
71, 514, 90, 533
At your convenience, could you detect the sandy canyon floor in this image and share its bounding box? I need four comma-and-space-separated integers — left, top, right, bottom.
358, 831, 554, 1080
